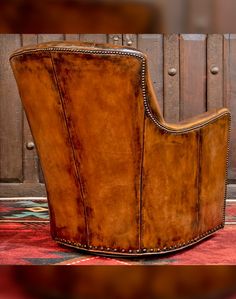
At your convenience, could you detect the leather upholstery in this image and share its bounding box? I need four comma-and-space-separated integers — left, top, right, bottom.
10, 41, 231, 256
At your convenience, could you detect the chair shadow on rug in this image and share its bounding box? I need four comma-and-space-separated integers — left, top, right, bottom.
10, 41, 231, 257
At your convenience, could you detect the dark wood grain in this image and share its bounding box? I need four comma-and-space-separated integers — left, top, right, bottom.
227, 185, 236, 199
207, 34, 223, 109
79, 34, 107, 43
0, 183, 46, 197
22, 34, 39, 183
138, 34, 164, 114
64, 34, 80, 41
163, 34, 180, 122
224, 34, 236, 182
37, 34, 64, 43
180, 34, 207, 120
123, 34, 137, 47
108, 34, 123, 45
0, 34, 22, 182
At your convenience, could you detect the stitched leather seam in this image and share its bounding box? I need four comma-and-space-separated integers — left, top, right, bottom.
50, 53, 89, 246
139, 110, 146, 250
196, 130, 202, 233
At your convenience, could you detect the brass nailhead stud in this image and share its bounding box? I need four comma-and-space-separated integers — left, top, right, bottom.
142, 248, 147, 253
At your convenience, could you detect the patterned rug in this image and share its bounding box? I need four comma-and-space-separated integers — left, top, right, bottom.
0, 198, 236, 265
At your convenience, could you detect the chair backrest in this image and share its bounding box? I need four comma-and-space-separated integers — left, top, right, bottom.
10, 41, 163, 251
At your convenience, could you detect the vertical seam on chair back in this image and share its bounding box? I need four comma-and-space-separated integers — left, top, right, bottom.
50, 52, 89, 246
196, 129, 202, 234
139, 109, 146, 250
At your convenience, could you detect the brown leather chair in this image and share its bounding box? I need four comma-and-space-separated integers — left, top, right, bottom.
10, 41, 231, 257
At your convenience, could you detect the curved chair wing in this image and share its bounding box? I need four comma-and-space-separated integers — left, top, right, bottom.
10, 41, 231, 256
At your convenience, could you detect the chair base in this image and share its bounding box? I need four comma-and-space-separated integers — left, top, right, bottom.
54, 223, 224, 257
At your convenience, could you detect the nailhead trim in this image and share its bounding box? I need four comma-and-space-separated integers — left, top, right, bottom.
224, 113, 231, 224
55, 223, 224, 255
12, 46, 230, 256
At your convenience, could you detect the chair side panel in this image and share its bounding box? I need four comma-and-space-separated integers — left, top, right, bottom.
142, 118, 199, 250
52, 52, 144, 250
10, 52, 87, 244
198, 116, 230, 234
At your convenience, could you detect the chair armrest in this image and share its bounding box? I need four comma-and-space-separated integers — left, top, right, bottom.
161, 107, 230, 134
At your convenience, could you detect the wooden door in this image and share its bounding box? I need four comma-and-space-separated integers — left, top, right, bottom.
0, 34, 235, 198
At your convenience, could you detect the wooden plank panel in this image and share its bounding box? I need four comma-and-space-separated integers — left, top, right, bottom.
65, 34, 80, 41
79, 34, 107, 43
0, 183, 46, 197
37, 34, 64, 43
180, 34, 207, 120
22, 34, 39, 183
227, 185, 236, 199
163, 34, 180, 122
0, 34, 22, 182
108, 34, 122, 45
123, 34, 137, 47
223, 34, 231, 106
207, 34, 224, 110
224, 34, 236, 181
138, 34, 164, 114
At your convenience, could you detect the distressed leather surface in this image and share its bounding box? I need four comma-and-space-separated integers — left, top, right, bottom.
10, 41, 231, 256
